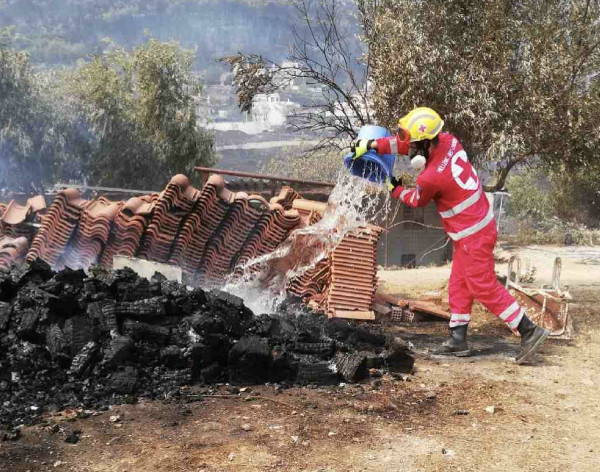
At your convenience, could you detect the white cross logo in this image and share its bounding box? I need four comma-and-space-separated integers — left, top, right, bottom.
451, 150, 479, 190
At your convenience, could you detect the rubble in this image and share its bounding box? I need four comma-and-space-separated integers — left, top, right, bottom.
0, 175, 383, 318
0, 261, 414, 430
374, 291, 452, 322
0, 196, 46, 243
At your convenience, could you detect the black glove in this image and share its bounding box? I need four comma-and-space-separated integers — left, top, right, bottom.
386, 176, 402, 192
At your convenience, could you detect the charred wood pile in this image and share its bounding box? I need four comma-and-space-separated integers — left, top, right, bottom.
0, 261, 414, 429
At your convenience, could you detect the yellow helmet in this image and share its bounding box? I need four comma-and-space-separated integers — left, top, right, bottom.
398, 107, 444, 142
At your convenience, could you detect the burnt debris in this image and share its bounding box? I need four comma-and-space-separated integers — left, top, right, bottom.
0, 260, 413, 429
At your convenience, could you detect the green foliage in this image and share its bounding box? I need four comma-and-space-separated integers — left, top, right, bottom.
64, 38, 216, 189
502, 220, 600, 246
0, 31, 214, 192
0, 28, 90, 192
506, 165, 600, 244
506, 168, 552, 222
549, 168, 600, 227
367, 0, 600, 191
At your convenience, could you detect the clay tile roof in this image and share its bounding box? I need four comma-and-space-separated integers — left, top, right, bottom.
207, 174, 225, 189
13, 172, 380, 319
292, 199, 327, 216
0, 236, 29, 268
1, 201, 30, 225
27, 195, 46, 213
169, 174, 191, 188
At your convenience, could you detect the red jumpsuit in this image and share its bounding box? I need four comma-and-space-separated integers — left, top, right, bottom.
376, 132, 524, 333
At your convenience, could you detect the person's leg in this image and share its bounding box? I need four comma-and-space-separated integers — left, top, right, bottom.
462, 225, 549, 363
435, 242, 473, 356
465, 269, 524, 333
448, 244, 474, 329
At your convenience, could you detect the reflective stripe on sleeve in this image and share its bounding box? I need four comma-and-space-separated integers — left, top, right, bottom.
400, 189, 410, 200
439, 187, 483, 219
389, 138, 398, 155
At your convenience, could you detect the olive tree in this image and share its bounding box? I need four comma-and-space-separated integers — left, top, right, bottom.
0, 28, 89, 192
65, 38, 216, 189
365, 0, 600, 190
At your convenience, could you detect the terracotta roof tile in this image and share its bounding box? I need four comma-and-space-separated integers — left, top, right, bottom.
270, 186, 301, 210
138, 174, 202, 263
11, 174, 382, 319
57, 197, 122, 270
326, 226, 382, 317
100, 193, 158, 266
27, 195, 47, 213
26, 189, 89, 267
1, 201, 30, 226
0, 236, 29, 268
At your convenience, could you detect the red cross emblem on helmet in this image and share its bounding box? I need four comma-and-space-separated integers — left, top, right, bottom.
418, 124, 427, 133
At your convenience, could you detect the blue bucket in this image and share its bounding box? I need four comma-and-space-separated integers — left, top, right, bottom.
343, 125, 396, 183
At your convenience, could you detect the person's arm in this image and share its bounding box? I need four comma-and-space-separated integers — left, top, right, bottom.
391, 176, 437, 208
373, 129, 411, 156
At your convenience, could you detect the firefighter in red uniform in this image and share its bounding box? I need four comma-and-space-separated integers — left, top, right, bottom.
352, 107, 548, 364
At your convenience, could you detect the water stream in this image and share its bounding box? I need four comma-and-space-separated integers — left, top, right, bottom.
222, 171, 390, 314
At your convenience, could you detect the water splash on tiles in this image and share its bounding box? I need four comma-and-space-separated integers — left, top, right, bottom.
222, 171, 390, 314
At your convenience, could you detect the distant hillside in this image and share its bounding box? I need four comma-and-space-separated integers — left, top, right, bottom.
1, 0, 299, 68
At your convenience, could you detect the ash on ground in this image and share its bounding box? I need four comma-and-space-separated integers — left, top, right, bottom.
0, 261, 413, 430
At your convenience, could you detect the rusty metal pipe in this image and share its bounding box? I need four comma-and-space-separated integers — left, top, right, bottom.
193, 167, 336, 188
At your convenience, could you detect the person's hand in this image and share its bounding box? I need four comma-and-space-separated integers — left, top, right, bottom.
386, 175, 402, 192
350, 139, 373, 160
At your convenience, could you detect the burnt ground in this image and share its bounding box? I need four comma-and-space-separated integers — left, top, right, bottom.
1, 283, 598, 472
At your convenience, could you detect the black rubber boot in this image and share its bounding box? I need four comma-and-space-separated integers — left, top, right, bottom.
516, 315, 549, 364
434, 324, 472, 357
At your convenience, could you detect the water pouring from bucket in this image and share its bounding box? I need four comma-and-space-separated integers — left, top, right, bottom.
343, 125, 396, 184
221, 170, 386, 314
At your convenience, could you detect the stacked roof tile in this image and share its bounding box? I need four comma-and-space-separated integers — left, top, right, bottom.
285, 225, 383, 319
270, 186, 301, 210
100, 194, 158, 266
138, 174, 203, 263
0, 236, 29, 268
197, 193, 276, 284
287, 256, 331, 300
4, 173, 383, 318
27, 189, 89, 266
327, 225, 382, 318
292, 199, 326, 226
233, 204, 302, 277
169, 175, 239, 277
58, 197, 122, 270
1, 196, 46, 240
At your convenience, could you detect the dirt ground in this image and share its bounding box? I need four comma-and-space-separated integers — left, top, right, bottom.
2, 245, 600, 472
